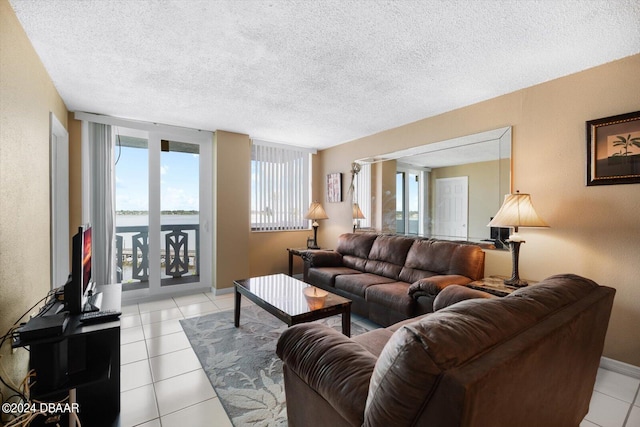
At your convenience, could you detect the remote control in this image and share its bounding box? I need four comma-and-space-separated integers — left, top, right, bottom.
79, 309, 122, 324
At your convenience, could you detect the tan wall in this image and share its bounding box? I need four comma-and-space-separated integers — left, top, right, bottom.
249, 230, 312, 277
0, 0, 68, 397
214, 131, 251, 290
318, 54, 640, 365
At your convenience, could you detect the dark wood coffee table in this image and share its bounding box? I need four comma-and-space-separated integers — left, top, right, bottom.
234, 273, 352, 336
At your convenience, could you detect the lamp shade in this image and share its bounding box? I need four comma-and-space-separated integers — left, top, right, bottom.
352, 203, 365, 220
488, 191, 547, 287
488, 191, 548, 230
305, 202, 328, 221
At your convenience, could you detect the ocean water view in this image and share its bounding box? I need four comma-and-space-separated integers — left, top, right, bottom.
116, 214, 199, 250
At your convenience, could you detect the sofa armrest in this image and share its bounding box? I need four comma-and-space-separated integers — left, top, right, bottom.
433, 284, 495, 311
301, 249, 344, 267
276, 323, 377, 426
408, 274, 473, 299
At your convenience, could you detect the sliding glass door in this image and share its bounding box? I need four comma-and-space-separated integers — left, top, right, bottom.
114, 128, 150, 289
159, 139, 202, 287
396, 167, 427, 235
114, 126, 211, 300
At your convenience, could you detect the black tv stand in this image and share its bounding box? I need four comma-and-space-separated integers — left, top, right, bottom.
14, 284, 121, 427
83, 291, 102, 313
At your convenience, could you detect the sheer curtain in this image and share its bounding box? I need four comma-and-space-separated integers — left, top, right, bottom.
88, 122, 116, 286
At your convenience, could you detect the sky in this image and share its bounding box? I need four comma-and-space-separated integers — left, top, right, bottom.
115, 145, 199, 212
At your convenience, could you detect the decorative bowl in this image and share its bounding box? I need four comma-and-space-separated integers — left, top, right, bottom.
303, 286, 328, 309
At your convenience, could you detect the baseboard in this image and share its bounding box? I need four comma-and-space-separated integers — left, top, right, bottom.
215, 287, 234, 296
601, 356, 640, 379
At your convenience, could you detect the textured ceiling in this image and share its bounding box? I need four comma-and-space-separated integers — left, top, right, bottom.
9, 0, 640, 149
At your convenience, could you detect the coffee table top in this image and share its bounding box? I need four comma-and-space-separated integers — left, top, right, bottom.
234, 273, 350, 317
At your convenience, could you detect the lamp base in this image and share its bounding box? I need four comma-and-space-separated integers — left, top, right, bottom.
503, 240, 528, 288
504, 276, 528, 287
312, 224, 319, 248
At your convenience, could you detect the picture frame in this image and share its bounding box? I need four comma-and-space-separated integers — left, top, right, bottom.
326, 172, 342, 202
586, 111, 640, 186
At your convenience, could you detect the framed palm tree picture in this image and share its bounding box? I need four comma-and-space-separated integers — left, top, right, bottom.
586, 111, 640, 186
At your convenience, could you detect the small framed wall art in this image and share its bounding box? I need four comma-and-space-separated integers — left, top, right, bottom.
326, 172, 342, 202
586, 111, 640, 186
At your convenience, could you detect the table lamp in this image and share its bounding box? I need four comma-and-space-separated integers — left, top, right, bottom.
487, 191, 548, 287
305, 202, 328, 249
352, 203, 365, 233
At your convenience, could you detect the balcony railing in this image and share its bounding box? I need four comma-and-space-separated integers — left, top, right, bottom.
116, 224, 200, 290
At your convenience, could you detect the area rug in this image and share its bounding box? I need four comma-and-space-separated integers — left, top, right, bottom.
180, 305, 371, 427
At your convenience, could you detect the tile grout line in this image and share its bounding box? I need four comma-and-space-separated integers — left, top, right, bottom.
622, 383, 640, 427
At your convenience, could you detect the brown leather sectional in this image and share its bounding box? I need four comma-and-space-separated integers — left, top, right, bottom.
277, 274, 616, 426
302, 233, 486, 326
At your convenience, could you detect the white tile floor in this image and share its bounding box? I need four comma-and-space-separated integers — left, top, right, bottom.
119, 291, 640, 427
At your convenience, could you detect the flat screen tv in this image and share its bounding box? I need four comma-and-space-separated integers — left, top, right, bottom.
65, 225, 98, 314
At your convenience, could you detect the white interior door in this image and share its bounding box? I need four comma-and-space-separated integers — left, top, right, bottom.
435, 176, 468, 240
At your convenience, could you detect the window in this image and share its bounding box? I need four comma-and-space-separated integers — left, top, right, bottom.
354, 162, 371, 229
251, 140, 312, 231
397, 165, 428, 235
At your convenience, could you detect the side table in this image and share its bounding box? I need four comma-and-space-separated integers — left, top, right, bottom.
467, 276, 538, 297
287, 248, 313, 276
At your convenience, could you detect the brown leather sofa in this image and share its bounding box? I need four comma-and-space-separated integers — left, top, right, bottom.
277, 274, 615, 427
302, 233, 486, 326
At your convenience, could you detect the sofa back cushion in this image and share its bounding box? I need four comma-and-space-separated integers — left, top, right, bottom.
335, 233, 378, 270
399, 239, 485, 283
363, 235, 415, 280
364, 274, 614, 426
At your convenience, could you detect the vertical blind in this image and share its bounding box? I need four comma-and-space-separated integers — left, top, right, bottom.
251, 141, 311, 231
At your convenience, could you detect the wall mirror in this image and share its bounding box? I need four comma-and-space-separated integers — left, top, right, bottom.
353, 127, 511, 249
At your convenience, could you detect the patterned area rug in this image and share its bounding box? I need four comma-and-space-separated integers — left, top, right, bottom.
180, 305, 370, 426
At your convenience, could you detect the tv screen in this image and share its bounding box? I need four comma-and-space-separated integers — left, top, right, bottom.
65, 224, 94, 314
82, 227, 92, 294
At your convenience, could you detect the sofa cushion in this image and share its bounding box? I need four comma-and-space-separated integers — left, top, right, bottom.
335, 273, 395, 297
362, 235, 415, 281
363, 259, 404, 281
367, 235, 415, 265
307, 267, 361, 288
342, 254, 368, 271
365, 282, 415, 316
336, 233, 378, 258
449, 243, 486, 280
399, 239, 485, 283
